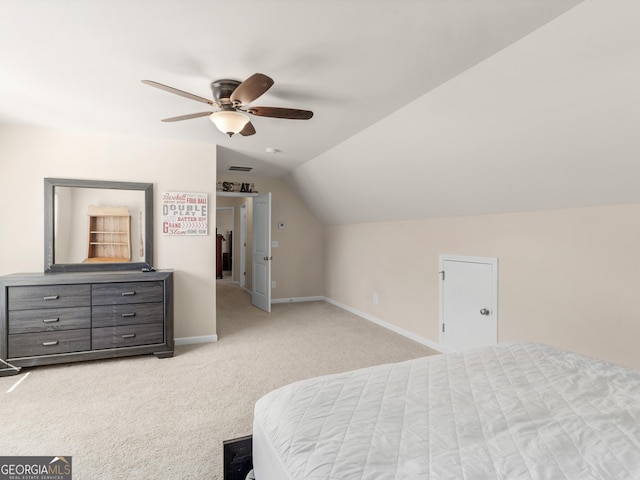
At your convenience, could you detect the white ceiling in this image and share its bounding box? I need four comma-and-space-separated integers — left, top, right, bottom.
0, 0, 585, 179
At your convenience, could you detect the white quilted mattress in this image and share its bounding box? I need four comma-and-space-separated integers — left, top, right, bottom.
252, 342, 640, 479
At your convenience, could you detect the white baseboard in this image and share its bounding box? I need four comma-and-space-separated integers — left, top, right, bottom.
175, 335, 218, 346
323, 297, 452, 354
272, 296, 325, 304
230, 280, 250, 290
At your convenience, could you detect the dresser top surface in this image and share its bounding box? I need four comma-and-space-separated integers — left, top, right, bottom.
0, 270, 173, 286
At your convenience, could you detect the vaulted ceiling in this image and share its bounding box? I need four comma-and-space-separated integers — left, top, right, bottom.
1, 0, 582, 177
2, 1, 638, 224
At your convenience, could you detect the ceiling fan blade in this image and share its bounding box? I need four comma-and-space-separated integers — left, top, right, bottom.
142, 80, 214, 105
239, 121, 256, 136
247, 106, 313, 120
230, 73, 274, 105
161, 112, 214, 122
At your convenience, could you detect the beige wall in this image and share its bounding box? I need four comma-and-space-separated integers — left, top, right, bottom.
0, 123, 218, 340
7, 124, 635, 372
325, 204, 640, 370
217, 175, 324, 300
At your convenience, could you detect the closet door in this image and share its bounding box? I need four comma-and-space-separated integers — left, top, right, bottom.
439, 255, 498, 350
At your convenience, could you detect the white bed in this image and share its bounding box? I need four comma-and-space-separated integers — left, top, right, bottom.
252, 342, 640, 479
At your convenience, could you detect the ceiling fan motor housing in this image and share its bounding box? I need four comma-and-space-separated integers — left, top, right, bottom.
211, 79, 241, 107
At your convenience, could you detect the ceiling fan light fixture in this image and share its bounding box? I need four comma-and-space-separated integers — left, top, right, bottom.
210, 111, 250, 137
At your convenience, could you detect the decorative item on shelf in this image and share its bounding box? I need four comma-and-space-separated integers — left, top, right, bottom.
224, 181, 240, 192
217, 182, 257, 193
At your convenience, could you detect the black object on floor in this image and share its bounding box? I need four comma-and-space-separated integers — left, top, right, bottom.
223, 435, 253, 480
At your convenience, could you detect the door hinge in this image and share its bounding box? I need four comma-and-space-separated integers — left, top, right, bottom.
442, 323, 445, 333
439, 270, 445, 281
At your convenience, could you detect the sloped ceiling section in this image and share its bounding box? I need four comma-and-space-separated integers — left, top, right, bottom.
286, 0, 640, 225
0, 0, 584, 180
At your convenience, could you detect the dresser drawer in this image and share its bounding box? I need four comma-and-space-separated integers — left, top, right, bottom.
8, 285, 91, 311
8, 307, 91, 334
92, 302, 164, 328
92, 281, 164, 305
8, 330, 91, 358
92, 323, 164, 350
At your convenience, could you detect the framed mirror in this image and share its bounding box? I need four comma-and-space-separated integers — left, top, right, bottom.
44, 178, 154, 272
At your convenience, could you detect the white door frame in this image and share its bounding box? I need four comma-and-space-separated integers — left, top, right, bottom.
239, 203, 247, 288
438, 254, 498, 348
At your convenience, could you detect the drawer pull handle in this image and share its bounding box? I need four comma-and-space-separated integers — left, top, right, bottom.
43, 318, 60, 323
43, 295, 60, 301
121, 313, 136, 318
43, 341, 59, 346
121, 291, 136, 296
121, 333, 136, 339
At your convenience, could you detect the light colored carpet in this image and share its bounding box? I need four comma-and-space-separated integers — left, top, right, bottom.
1, 280, 437, 479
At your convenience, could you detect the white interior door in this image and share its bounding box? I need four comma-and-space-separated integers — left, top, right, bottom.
439, 255, 498, 350
252, 192, 271, 312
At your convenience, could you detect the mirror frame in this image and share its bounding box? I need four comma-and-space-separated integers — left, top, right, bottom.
44, 178, 154, 273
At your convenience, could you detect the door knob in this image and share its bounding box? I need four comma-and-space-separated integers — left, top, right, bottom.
480, 308, 490, 316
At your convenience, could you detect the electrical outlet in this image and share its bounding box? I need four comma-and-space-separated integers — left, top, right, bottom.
272, 281, 277, 288
373, 293, 379, 304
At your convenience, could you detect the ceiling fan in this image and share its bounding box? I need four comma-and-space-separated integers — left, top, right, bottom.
142, 73, 313, 137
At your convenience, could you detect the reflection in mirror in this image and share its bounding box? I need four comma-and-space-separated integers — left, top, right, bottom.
45, 178, 153, 272
54, 187, 145, 264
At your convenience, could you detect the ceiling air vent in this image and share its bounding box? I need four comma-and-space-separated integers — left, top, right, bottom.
228, 165, 253, 172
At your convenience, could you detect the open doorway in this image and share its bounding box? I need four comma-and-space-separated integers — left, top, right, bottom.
216, 193, 253, 292
216, 207, 234, 280
215, 197, 252, 325
216, 191, 271, 312
216, 194, 254, 290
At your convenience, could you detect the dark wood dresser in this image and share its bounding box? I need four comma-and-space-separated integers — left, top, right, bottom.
0, 270, 173, 374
